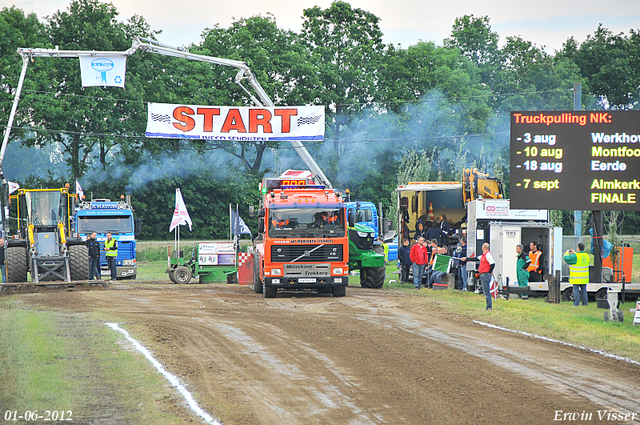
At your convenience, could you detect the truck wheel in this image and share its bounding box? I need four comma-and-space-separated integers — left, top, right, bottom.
174, 266, 192, 284
6, 246, 28, 283
69, 245, 90, 281
332, 286, 346, 297
263, 284, 276, 298
252, 254, 263, 293
360, 266, 385, 289
562, 288, 573, 302
168, 269, 177, 284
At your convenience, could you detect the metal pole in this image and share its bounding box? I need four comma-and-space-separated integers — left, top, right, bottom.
573, 83, 582, 238
592, 211, 603, 282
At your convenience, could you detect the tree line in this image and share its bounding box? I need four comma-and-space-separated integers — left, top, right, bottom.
1, 0, 639, 239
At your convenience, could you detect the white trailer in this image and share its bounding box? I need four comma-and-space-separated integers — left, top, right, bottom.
465, 199, 562, 292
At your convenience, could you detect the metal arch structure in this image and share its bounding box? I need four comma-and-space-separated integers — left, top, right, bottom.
0, 37, 331, 233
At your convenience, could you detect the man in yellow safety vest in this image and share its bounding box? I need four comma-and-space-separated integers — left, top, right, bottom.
104, 232, 118, 281
564, 242, 590, 306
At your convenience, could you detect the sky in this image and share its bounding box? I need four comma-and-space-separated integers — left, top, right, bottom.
3, 0, 640, 53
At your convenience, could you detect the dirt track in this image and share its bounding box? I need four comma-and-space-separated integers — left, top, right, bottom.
14, 283, 640, 424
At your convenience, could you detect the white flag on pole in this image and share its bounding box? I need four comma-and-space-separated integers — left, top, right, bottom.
169, 188, 192, 232
8, 181, 19, 194
75, 180, 85, 201
79, 55, 126, 88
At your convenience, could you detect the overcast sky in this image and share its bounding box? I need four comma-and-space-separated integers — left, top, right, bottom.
3, 0, 640, 52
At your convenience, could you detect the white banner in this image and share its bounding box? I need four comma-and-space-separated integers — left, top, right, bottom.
79, 55, 126, 88
75, 180, 85, 201
169, 188, 193, 232
146, 103, 325, 141
8, 181, 19, 194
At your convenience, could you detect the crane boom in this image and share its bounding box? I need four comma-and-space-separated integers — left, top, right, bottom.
1, 37, 331, 233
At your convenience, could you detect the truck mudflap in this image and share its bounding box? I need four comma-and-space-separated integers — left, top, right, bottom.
264, 276, 347, 289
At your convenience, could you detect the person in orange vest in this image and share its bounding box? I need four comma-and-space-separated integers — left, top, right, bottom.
271, 214, 289, 229
528, 241, 543, 282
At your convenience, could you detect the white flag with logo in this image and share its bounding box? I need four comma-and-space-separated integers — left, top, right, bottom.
79, 55, 126, 88
169, 188, 192, 232
75, 180, 85, 201
8, 181, 19, 194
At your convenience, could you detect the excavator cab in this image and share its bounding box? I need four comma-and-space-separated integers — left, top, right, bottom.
5, 187, 88, 283
463, 168, 504, 204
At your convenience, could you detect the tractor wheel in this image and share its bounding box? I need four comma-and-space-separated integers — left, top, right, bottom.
263, 284, 277, 298
6, 246, 28, 283
360, 266, 386, 288
616, 310, 624, 323
603, 311, 610, 322
168, 269, 177, 284
69, 245, 90, 281
173, 266, 192, 284
252, 254, 263, 294
562, 288, 574, 303
332, 286, 346, 297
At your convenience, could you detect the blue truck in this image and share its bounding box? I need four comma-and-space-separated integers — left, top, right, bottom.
73, 198, 138, 279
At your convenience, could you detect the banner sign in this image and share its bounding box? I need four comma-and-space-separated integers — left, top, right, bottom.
146, 103, 325, 141
79, 55, 126, 88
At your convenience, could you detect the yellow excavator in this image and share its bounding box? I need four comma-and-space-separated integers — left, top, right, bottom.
462, 168, 504, 204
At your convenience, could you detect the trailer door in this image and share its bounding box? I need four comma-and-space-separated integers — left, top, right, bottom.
490, 225, 521, 288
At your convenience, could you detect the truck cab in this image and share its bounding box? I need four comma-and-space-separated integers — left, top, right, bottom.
253, 178, 349, 298
73, 199, 137, 279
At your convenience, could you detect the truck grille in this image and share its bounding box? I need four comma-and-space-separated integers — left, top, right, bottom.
270, 244, 343, 262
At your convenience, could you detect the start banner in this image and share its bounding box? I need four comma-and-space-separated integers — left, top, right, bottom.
146, 103, 325, 141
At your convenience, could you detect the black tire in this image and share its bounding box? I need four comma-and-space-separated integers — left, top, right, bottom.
69, 245, 90, 281
604, 311, 610, 322
360, 266, 386, 289
168, 269, 177, 284
263, 283, 276, 298
252, 254, 263, 293
617, 310, 624, 323
332, 286, 346, 297
174, 266, 192, 284
562, 288, 574, 303
6, 246, 28, 283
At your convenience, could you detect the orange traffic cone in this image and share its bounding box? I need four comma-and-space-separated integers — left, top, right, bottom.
427, 202, 435, 221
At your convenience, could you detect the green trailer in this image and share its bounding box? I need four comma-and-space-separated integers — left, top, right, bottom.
167, 242, 238, 284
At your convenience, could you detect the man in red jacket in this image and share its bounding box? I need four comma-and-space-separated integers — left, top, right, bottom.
410, 237, 429, 289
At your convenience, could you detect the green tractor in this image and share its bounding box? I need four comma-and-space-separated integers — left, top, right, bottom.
347, 223, 386, 288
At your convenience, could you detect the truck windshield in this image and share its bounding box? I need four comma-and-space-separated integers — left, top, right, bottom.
77, 215, 133, 234
25, 191, 62, 226
269, 208, 344, 238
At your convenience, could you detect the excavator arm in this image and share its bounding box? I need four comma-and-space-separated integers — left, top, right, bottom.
0, 38, 331, 233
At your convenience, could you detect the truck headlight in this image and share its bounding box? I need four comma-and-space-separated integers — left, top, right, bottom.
122, 260, 135, 266
332, 267, 343, 275
271, 268, 282, 276
272, 278, 280, 284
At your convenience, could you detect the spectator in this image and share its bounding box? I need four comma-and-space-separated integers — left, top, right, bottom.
398, 238, 412, 283
86, 232, 101, 280
453, 238, 468, 290
516, 244, 530, 299
410, 237, 428, 290
0, 238, 5, 283
564, 242, 589, 306
439, 214, 450, 236
378, 236, 389, 263
425, 221, 445, 247
427, 246, 449, 287
463, 243, 496, 310
104, 232, 118, 281
414, 220, 428, 243
528, 241, 543, 282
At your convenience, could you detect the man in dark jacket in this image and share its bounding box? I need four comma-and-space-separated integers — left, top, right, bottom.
425, 221, 447, 247
398, 238, 412, 283
414, 220, 428, 242
86, 232, 101, 280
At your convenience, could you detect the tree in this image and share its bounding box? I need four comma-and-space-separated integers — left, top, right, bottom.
301, 1, 386, 164
559, 25, 640, 109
